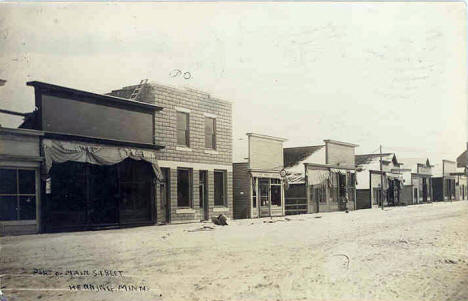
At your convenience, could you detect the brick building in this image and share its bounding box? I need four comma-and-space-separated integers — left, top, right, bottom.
109, 81, 233, 224
284, 140, 358, 214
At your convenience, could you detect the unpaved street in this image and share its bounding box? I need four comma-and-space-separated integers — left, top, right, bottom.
1, 201, 468, 301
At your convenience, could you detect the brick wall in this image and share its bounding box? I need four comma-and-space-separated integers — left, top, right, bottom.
109, 82, 233, 223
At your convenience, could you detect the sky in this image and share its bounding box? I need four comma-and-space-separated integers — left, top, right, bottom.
0, 2, 466, 167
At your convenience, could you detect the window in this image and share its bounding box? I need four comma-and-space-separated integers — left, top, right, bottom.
259, 178, 270, 206
205, 117, 216, 149
252, 178, 257, 208
214, 171, 226, 206
177, 111, 190, 147
271, 178, 282, 206
177, 168, 192, 207
0, 168, 36, 220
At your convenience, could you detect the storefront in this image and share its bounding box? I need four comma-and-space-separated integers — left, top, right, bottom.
0, 127, 44, 235
15, 81, 164, 233
41, 139, 162, 232
307, 165, 356, 213
251, 171, 285, 218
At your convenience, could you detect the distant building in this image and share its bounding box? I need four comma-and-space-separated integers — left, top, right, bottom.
454, 150, 467, 200
355, 153, 404, 209
109, 81, 233, 224
284, 140, 358, 214
232, 133, 287, 219
432, 160, 457, 201
398, 158, 434, 205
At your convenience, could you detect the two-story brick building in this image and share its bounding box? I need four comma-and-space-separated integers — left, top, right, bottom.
284, 140, 358, 214
109, 81, 233, 224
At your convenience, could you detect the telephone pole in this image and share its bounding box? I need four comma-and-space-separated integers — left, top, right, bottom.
380, 145, 384, 210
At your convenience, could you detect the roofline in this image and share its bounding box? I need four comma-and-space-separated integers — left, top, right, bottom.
304, 162, 356, 170
284, 145, 325, 150
0, 126, 44, 137
355, 153, 393, 157
247, 132, 287, 142
442, 159, 456, 164
324, 139, 359, 147
27, 81, 163, 111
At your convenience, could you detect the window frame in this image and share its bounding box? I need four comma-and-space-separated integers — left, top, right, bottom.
0, 167, 38, 221
214, 170, 227, 207
176, 110, 190, 147
177, 168, 193, 208
204, 116, 217, 150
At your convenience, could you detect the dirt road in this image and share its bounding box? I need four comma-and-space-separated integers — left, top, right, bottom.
1, 201, 467, 301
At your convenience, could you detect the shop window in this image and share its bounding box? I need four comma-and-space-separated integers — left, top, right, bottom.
177, 168, 192, 207
177, 111, 190, 147
259, 178, 269, 206
252, 178, 257, 208
0, 168, 36, 220
214, 170, 226, 206
271, 178, 282, 206
205, 117, 216, 149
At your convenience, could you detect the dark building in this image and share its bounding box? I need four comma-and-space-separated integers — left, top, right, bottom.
1, 81, 165, 234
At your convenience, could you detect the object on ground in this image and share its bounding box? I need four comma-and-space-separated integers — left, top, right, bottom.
212, 214, 228, 226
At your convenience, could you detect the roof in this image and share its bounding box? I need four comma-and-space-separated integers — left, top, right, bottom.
107, 80, 232, 106
247, 133, 287, 142
283, 145, 325, 184
324, 139, 359, 147
283, 145, 324, 168
457, 150, 466, 167
27, 81, 163, 111
355, 153, 393, 167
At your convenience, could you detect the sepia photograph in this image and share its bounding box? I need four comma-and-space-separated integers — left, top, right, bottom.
0, 1, 467, 301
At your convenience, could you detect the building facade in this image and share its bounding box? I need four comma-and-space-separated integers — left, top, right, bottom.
109, 82, 233, 224
0, 127, 44, 235
355, 153, 404, 209
1, 81, 166, 234
233, 133, 287, 219
432, 160, 457, 201
284, 140, 358, 214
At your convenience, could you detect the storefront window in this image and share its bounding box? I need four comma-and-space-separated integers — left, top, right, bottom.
177, 168, 192, 207
259, 178, 270, 206
0, 168, 36, 220
214, 170, 226, 206
252, 178, 257, 208
271, 178, 281, 206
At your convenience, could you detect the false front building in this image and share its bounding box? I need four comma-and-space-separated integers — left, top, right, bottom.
232, 133, 287, 219
108, 81, 233, 224
284, 140, 358, 214
355, 153, 405, 209
1, 81, 165, 234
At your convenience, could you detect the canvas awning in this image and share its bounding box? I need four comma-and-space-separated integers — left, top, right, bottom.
42, 139, 163, 180
308, 169, 330, 185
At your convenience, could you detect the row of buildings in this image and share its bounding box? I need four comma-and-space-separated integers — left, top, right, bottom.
0, 80, 466, 235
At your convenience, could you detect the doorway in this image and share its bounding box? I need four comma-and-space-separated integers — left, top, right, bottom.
159, 168, 170, 224
199, 171, 209, 220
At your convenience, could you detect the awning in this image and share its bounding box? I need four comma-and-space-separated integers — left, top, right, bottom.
42, 139, 163, 180
308, 169, 330, 185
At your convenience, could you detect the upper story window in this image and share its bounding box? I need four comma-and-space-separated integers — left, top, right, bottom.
177, 111, 190, 147
205, 117, 216, 149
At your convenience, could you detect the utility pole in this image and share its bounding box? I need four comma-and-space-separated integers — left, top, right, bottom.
380, 145, 384, 210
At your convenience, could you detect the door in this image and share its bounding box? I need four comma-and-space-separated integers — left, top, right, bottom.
88, 164, 119, 226
159, 168, 170, 224
199, 171, 209, 220
422, 178, 428, 202
259, 178, 270, 217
